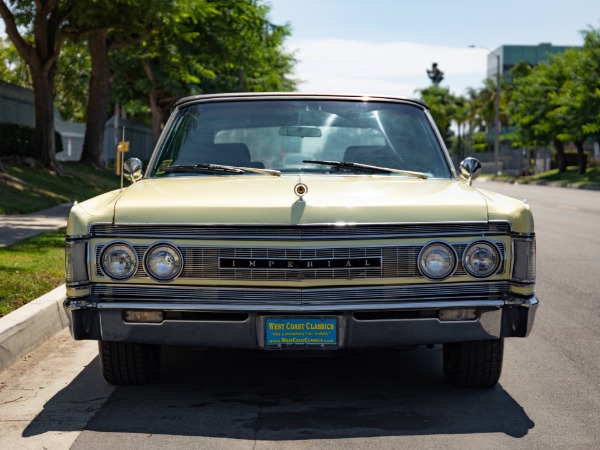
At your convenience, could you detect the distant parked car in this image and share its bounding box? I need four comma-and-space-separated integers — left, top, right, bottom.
64, 93, 538, 387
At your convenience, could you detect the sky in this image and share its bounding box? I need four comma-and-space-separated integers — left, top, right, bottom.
267, 0, 600, 97
1, 0, 597, 98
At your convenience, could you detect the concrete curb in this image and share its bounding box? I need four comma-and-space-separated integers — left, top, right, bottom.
0, 284, 68, 373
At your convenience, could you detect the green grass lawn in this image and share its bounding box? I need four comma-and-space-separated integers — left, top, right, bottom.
481, 166, 600, 188
0, 228, 66, 317
0, 160, 120, 316
0, 160, 120, 214
521, 166, 600, 186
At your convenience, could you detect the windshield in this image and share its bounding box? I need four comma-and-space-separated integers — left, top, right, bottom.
148, 99, 452, 178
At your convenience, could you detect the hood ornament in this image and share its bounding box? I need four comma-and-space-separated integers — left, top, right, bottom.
294, 175, 308, 201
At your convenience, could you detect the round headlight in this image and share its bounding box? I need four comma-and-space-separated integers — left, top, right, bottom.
463, 241, 500, 278
418, 242, 456, 280
144, 244, 183, 281
101, 243, 138, 280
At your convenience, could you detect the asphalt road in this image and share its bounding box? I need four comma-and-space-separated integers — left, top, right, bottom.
1, 181, 599, 449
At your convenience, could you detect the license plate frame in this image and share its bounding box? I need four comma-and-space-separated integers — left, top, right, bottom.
264, 316, 338, 350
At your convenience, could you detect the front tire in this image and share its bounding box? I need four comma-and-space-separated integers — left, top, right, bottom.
443, 338, 503, 388
98, 340, 161, 385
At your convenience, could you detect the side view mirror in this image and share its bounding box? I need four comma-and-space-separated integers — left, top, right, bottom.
459, 157, 481, 185
123, 158, 143, 183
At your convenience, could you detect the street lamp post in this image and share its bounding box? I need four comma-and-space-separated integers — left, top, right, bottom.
469, 45, 501, 173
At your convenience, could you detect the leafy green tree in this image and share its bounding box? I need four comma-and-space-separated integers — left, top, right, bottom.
552, 29, 600, 174
0, 0, 84, 173
452, 95, 470, 160
510, 29, 600, 174
417, 85, 456, 148
194, 0, 297, 93
474, 78, 496, 151
577, 28, 600, 137
113, 0, 297, 142
0, 36, 30, 86
71, 0, 170, 167
548, 48, 590, 174
471, 75, 513, 154
1, 0, 297, 168
112, 1, 220, 143
509, 52, 573, 172
0, 37, 90, 122
53, 41, 90, 123
461, 87, 486, 154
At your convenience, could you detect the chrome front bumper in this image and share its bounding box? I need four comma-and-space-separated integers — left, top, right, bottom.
64, 295, 538, 348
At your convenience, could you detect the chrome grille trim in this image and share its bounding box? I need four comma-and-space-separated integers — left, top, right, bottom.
94, 243, 505, 281
96, 300, 505, 313
90, 222, 511, 240
91, 281, 510, 306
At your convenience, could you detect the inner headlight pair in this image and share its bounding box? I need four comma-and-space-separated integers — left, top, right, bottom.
418, 241, 500, 280
101, 243, 182, 281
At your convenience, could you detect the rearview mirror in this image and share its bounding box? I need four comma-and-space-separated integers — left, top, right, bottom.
279, 126, 322, 138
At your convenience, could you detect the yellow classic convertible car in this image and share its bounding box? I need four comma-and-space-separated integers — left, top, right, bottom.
64, 93, 537, 387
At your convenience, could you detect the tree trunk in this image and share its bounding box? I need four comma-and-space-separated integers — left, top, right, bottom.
0, 0, 66, 175
554, 138, 566, 173
142, 60, 162, 144
30, 68, 64, 175
148, 91, 162, 145
80, 30, 112, 167
238, 69, 245, 91
457, 122, 463, 160
574, 140, 586, 175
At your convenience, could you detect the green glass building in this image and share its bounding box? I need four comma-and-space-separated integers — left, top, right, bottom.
487, 43, 577, 83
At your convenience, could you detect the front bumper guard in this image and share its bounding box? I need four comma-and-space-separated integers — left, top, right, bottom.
64, 295, 538, 346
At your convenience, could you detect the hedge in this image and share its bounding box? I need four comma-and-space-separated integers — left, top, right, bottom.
0, 122, 63, 158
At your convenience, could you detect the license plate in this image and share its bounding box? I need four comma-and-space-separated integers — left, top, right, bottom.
265, 316, 337, 349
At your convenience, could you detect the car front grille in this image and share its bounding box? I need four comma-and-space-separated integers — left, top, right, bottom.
95, 243, 506, 281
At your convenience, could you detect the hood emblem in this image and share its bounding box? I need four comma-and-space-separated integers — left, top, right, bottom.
294, 182, 308, 201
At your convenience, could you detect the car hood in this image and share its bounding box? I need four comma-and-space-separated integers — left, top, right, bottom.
111, 176, 489, 225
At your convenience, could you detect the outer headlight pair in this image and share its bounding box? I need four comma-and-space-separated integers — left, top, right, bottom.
418, 241, 500, 280
100, 242, 183, 281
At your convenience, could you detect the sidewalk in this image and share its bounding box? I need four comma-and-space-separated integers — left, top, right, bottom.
0, 202, 73, 247
0, 203, 73, 372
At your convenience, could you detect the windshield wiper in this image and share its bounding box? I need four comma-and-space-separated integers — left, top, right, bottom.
302, 160, 428, 179
237, 166, 281, 177
161, 164, 281, 177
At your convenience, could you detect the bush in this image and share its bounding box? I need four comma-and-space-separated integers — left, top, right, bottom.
0, 122, 63, 158
0, 122, 34, 157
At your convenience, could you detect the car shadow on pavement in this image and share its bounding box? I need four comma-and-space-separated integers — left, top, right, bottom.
23, 346, 534, 440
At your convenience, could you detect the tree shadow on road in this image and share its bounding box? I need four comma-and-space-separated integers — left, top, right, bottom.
23, 346, 534, 440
